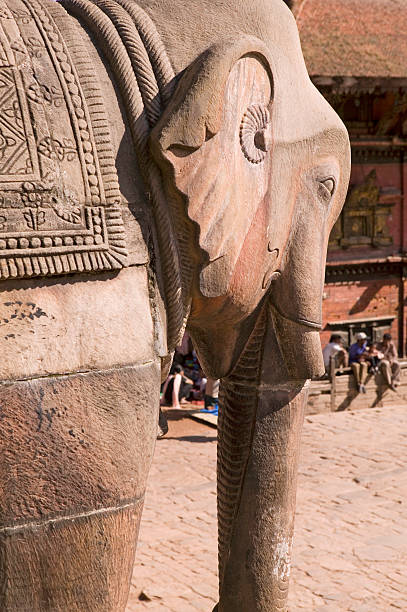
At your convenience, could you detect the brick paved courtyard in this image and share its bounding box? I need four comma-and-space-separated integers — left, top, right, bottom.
127, 405, 407, 611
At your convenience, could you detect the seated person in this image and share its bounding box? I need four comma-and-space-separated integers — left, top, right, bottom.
204, 378, 220, 410
157, 407, 169, 439
377, 333, 400, 391
366, 342, 384, 374
349, 332, 369, 394
322, 334, 348, 373
190, 369, 207, 401
161, 365, 194, 408
172, 349, 184, 368
182, 349, 201, 382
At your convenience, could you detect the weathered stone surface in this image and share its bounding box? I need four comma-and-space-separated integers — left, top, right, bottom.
0, 362, 160, 525
0, 360, 160, 611
1, 504, 142, 612
0, 266, 154, 380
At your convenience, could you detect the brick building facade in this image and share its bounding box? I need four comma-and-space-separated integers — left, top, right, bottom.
293, 0, 407, 355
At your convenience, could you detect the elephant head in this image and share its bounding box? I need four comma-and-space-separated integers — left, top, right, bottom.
150, 6, 350, 383
147, 1, 350, 609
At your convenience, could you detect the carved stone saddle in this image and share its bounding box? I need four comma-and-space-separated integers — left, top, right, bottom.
0, 0, 127, 280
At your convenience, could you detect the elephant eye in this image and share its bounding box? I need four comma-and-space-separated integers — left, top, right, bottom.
319, 177, 336, 199
240, 104, 271, 164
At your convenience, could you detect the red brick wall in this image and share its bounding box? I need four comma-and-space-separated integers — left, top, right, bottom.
321, 277, 400, 348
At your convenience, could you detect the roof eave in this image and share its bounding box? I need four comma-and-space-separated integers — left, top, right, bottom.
311, 75, 407, 94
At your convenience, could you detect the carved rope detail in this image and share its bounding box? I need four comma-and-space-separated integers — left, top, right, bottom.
61, 0, 187, 350
240, 103, 271, 164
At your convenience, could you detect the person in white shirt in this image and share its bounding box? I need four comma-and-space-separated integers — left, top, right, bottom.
322, 334, 348, 372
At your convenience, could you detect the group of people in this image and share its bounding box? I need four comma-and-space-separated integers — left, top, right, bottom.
161, 363, 220, 410
323, 332, 400, 394
160, 333, 220, 410
157, 354, 220, 438
159, 330, 400, 435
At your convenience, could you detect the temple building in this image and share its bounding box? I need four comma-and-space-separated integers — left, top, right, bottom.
290, 0, 407, 355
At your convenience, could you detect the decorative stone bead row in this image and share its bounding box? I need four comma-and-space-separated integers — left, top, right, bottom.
0, 233, 104, 250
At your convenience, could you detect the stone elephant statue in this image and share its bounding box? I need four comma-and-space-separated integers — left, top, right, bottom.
0, 0, 350, 610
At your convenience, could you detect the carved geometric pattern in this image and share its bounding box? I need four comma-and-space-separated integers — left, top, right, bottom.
0, 0, 127, 280
47, 0, 122, 207
217, 306, 267, 586
0, 69, 39, 181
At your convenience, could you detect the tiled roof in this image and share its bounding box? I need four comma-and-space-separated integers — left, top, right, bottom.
295, 0, 407, 78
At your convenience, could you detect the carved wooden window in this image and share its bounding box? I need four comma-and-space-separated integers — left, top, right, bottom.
329, 170, 395, 249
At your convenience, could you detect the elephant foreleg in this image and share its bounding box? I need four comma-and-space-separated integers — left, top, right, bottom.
0, 363, 160, 611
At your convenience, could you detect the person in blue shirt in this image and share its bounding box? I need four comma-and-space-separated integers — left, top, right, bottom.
349, 332, 369, 393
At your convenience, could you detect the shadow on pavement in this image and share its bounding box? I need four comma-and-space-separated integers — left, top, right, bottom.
159, 407, 217, 442
159, 434, 217, 443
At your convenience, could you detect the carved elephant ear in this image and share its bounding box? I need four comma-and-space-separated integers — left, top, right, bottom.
150, 37, 274, 299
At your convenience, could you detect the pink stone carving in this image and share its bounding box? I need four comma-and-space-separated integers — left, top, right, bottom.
0, 1, 350, 610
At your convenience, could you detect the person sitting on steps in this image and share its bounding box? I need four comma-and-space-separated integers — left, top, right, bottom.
322, 334, 348, 374
367, 342, 384, 374
349, 332, 369, 394
377, 333, 400, 392
161, 365, 194, 409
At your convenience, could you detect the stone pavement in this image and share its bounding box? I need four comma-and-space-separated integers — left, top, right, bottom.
126, 405, 407, 611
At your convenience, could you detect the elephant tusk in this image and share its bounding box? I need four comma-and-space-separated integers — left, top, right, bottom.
208, 253, 225, 264
263, 269, 281, 289
269, 301, 322, 330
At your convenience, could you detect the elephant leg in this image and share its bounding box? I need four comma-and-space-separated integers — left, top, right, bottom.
0, 362, 160, 611
216, 306, 307, 612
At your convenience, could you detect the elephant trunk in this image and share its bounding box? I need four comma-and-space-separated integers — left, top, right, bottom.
216, 303, 309, 611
